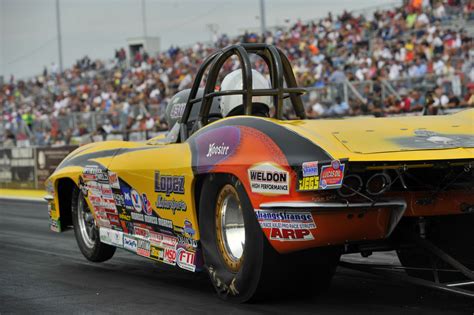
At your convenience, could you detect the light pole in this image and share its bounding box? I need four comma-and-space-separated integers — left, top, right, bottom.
142, 0, 148, 38
55, 0, 64, 73
259, 0, 266, 35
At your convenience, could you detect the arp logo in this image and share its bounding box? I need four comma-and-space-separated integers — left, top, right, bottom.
269, 228, 314, 241
124, 235, 137, 252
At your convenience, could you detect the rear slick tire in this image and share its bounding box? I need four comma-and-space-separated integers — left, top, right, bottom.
71, 186, 115, 262
199, 174, 340, 302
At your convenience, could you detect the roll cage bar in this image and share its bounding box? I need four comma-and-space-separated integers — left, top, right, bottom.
179, 43, 307, 141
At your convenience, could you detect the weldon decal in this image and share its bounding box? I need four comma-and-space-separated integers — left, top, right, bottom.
320, 160, 345, 189
256, 210, 316, 242
248, 163, 289, 195
192, 125, 240, 173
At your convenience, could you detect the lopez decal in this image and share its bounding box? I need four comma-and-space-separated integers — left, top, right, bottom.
248, 163, 289, 195
193, 126, 240, 173
154, 172, 185, 196
177, 248, 196, 272
319, 160, 345, 189
155, 196, 187, 214
302, 161, 318, 177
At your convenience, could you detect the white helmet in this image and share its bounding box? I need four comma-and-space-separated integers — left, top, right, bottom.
220, 69, 273, 117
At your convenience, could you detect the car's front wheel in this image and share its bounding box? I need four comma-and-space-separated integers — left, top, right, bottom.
199, 174, 340, 302
71, 186, 115, 262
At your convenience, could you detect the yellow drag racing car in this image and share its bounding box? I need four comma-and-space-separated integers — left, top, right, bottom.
46, 44, 474, 302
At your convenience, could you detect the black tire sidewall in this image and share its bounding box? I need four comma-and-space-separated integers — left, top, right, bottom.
71, 186, 115, 262
199, 174, 265, 302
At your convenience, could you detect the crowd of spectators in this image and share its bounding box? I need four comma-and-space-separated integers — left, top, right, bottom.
2, 0, 474, 147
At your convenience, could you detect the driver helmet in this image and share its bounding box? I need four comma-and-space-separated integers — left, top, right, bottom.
220, 69, 273, 117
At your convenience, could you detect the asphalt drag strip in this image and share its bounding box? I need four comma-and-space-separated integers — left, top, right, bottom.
0, 199, 472, 314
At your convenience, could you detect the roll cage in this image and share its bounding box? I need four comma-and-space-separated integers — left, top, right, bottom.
178, 43, 307, 141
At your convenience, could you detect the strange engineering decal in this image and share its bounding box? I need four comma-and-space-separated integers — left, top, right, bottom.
78, 165, 202, 272
255, 210, 317, 241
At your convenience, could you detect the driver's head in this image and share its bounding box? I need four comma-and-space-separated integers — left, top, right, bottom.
220, 69, 273, 117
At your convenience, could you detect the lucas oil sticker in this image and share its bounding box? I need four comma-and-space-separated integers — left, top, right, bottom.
319, 160, 345, 189
248, 163, 289, 195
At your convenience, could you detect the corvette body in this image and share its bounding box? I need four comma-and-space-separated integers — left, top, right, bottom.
45, 44, 474, 302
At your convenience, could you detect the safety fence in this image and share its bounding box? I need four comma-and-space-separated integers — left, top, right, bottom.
0, 146, 78, 190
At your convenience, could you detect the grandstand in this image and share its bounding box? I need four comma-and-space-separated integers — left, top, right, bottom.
1, 0, 474, 147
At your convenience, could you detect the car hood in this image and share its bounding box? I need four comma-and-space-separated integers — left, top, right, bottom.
279, 109, 474, 162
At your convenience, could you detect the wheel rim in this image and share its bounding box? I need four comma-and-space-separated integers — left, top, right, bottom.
77, 193, 96, 249
215, 184, 245, 272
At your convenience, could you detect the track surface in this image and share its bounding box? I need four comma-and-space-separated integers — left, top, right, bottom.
0, 199, 472, 314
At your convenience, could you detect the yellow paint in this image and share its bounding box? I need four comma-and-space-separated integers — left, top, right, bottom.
0, 189, 46, 199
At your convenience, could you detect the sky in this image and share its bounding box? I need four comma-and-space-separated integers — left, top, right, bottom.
0, 0, 399, 79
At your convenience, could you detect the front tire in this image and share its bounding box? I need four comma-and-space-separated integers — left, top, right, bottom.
199, 174, 340, 302
71, 186, 115, 262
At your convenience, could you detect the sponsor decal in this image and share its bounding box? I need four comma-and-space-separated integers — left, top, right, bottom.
170, 102, 186, 119
177, 248, 196, 272
183, 219, 195, 238
194, 126, 240, 173
150, 244, 177, 266
131, 189, 143, 212
255, 210, 316, 229
122, 186, 134, 211
107, 214, 120, 226
113, 193, 125, 208
298, 175, 319, 191
149, 231, 178, 247
124, 235, 138, 252
206, 143, 230, 158
158, 217, 173, 229
108, 171, 120, 189
150, 244, 164, 260
119, 212, 131, 221
248, 163, 289, 195
154, 172, 185, 196
83, 165, 106, 182
319, 160, 345, 189
85, 181, 101, 196
99, 228, 123, 247
131, 212, 158, 225
101, 184, 113, 199
137, 239, 150, 257
134, 226, 150, 239
102, 198, 117, 213
155, 195, 187, 214
177, 234, 198, 249
142, 193, 153, 216
256, 210, 316, 242
269, 228, 314, 241
50, 218, 61, 232
302, 161, 318, 177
